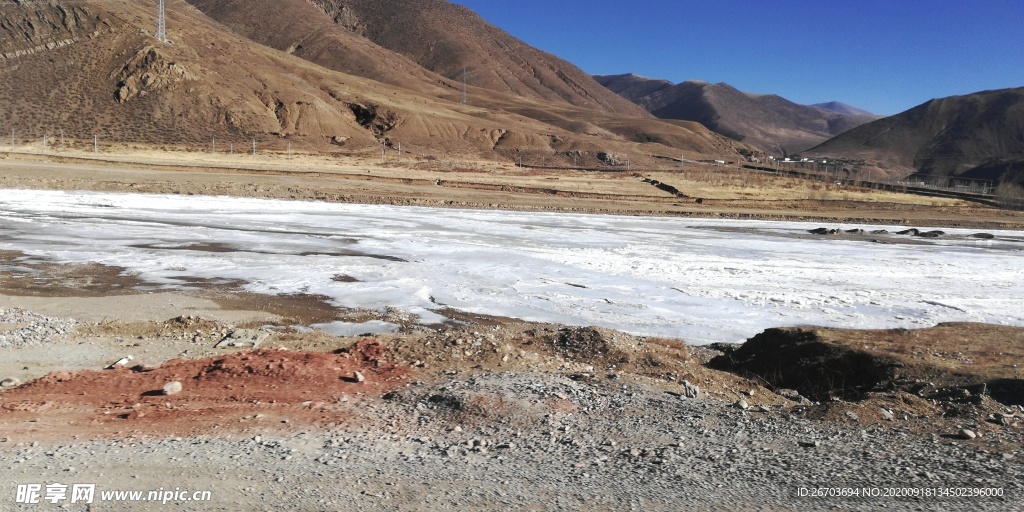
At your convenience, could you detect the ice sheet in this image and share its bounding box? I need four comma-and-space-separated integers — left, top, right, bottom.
1, 189, 1022, 343
310, 321, 400, 337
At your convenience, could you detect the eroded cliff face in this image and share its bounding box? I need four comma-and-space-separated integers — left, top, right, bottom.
0, 3, 109, 59
113, 46, 196, 103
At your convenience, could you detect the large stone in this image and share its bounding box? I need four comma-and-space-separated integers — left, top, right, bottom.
0, 377, 21, 388
681, 380, 700, 399
162, 381, 183, 395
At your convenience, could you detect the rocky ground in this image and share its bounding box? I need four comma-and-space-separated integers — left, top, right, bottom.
0, 291, 1021, 511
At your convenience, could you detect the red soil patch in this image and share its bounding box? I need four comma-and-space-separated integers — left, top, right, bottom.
0, 341, 409, 439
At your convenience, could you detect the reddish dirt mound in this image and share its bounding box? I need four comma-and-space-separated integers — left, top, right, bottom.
0, 342, 408, 438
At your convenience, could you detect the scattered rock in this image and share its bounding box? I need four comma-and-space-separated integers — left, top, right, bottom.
353, 371, 365, 383
988, 413, 1015, 426
880, 408, 894, 421
845, 411, 859, 421
735, 399, 749, 410
776, 389, 802, 400
681, 380, 700, 399
0, 308, 77, 349
1, 377, 21, 388
106, 355, 134, 370
216, 329, 269, 348
970, 233, 995, 239
958, 429, 977, 440
162, 381, 183, 396
798, 440, 821, 448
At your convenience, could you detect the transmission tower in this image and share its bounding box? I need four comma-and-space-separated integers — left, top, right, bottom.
156, 0, 167, 43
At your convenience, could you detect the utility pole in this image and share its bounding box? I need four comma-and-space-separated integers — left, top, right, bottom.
10, 128, 13, 146
211, 137, 216, 153
288, 142, 292, 160
93, 135, 98, 153
398, 142, 401, 156
460, 67, 467, 105
252, 139, 256, 155
156, 0, 167, 43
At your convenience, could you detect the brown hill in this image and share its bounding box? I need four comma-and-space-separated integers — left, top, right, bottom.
0, 1, 747, 166
595, 74, 878, 155
806, 87, 1024, 184
304, 0, 649, 117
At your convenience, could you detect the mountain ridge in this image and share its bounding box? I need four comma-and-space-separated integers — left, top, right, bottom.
595, 73, 879, 154
806, 87, 1024, 184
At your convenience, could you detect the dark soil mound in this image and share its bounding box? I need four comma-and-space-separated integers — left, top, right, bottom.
708, 328, 904, 401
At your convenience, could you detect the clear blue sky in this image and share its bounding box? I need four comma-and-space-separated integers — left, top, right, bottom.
452, 0, 1024, 116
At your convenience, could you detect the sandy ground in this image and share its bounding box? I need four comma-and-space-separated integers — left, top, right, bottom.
1, 150, 1022, 510
2, 151, 1023, 229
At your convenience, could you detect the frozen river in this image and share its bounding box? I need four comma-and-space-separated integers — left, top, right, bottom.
1, 189, 1022, 343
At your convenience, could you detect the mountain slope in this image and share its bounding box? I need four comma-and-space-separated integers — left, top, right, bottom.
589, 73, 674, 104
304, 0, 649, 117
0, 0, 746, 166
596, 74, 878, 154
806, 87, 1024, 183
177, 0, 747, 160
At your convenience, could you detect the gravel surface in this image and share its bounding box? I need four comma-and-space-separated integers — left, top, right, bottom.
1, 302, 1020, 511
0, 307, 76, 349
5, 372, 1021, 511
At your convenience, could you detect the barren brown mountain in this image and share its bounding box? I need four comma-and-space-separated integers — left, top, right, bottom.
596, 73, 879, 155
806, 87, 1024, 185
0, 0, 747, 166
183, 0, 739, 161
302, 0, 649, 116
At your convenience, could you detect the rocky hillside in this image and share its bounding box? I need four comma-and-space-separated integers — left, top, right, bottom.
806, 87, 1024, 184
303, 0, 648, 116
0, 1, 748, 165
595, 74, 878, 155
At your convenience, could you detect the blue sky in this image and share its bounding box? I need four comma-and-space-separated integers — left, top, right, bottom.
451, 0, 1024, 116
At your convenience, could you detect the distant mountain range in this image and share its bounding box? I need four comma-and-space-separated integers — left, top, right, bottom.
805, 87, 1024, 184
810, 102, 876, 117
594, 73, 879, 155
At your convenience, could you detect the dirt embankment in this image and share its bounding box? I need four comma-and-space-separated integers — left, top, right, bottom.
709, 324, 1024, 429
